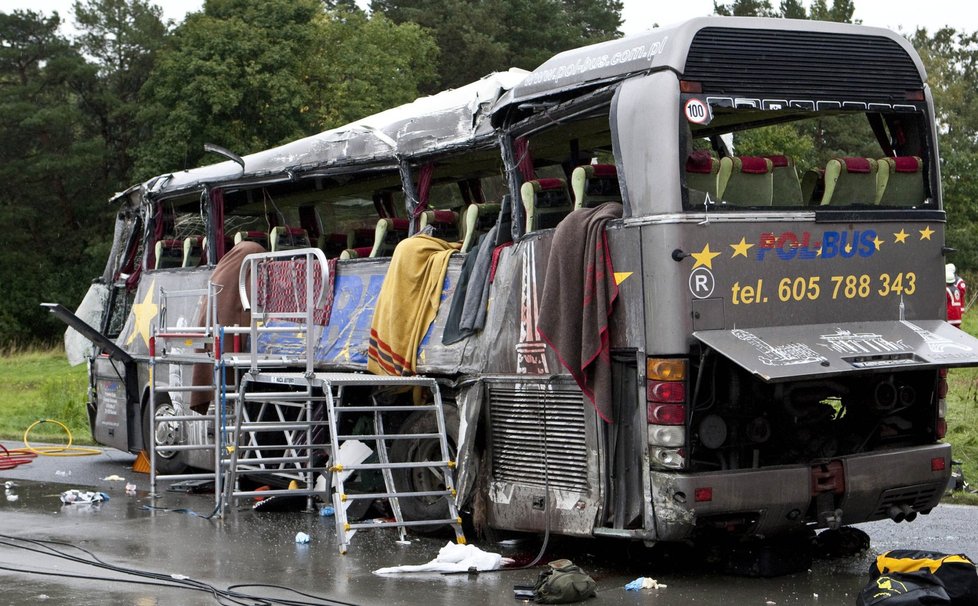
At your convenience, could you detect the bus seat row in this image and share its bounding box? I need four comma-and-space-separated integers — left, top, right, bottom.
520, 164, 621, 235
685, 153, 924, 207
810, 155, 923, 206
154, 235, 205, 269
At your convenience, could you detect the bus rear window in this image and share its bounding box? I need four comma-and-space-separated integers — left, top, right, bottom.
682, 108, 932, 211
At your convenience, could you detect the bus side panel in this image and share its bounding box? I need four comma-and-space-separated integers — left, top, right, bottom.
94, 267, 212, 453
313, 256, 468, 373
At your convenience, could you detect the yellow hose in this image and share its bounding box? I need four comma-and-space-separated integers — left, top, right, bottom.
22, 419, 102, 456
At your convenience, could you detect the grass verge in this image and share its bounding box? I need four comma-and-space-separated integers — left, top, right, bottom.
0, 347, 91, 445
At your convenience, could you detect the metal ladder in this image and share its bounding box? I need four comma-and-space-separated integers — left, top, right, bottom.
220, 248, 465, 552
220, 248, 331, 509
230, 371, 466, 554
148, 281, 229, 506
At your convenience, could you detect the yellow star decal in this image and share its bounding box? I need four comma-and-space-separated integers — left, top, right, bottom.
919, 226, 934, 240
730, 237, 754, 258
844, 243, 853, 254
873, 236, 884, 251
613, 272, 633, 285
126, 279, 159, 347
893, 229, 909, 244
691, 244, 721, 269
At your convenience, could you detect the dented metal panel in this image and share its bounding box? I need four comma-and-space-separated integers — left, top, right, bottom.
695, 319, 978, 382
485, 378, 601, 537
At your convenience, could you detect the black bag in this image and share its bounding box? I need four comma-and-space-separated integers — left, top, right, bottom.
532, 559, 597, 604
856, 572, 951, 605
858, 550, 978, 606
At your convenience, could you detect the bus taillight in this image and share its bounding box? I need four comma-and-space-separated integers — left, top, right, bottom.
647, 358, 688, 469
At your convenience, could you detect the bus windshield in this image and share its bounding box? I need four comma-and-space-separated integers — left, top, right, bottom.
682, 105, 932, 211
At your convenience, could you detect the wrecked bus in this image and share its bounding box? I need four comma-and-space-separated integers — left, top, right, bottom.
54, 17, 978, 546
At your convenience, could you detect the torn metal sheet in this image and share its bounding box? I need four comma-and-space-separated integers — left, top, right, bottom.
694, 319, 978, 382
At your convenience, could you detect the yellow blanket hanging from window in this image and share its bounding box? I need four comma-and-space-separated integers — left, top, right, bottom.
368, 235, 459, 376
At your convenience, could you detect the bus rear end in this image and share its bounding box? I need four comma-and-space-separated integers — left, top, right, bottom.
612, 20, 978, 541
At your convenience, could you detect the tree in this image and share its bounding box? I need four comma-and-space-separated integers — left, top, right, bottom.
370, 0, 623, 92
71, 0, 168, 183
134, 0, 438, 177
0, 10, 111, 345
713, 1, 774, 17
910, 27, 978, 271
714, 0, 855, 21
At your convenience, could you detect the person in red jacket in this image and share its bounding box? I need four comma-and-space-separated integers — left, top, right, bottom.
946, 263, 966, 329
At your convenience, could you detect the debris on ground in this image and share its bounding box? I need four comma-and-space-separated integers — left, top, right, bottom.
624, 577, 666, 590
373, 542, 513, 574
60, 490, 109, 504
295, 532, 311, 544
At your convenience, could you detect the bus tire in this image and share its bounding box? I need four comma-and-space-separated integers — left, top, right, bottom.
142, 396, 187, 475
390, 406, 460, 535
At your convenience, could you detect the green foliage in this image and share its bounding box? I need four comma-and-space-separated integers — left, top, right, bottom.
0, 348, 90, 443
944, 311, 978, 500
134, 1, 438, 177
309, 9, 438, 129
0, 9, 113, 346
733, 123, 817, 167
72, 0, 168, 182
714, 0, 854, 21
908, 27, 978, 273
371, 0, 622, 91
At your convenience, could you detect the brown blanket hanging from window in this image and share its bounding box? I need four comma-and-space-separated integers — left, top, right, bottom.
537, 202, 622, 423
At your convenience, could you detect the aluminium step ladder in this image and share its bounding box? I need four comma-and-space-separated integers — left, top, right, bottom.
229, 371, 466, 554
216, 248, 465, 551
220, 248, 333, 509
148, 281, 230, 506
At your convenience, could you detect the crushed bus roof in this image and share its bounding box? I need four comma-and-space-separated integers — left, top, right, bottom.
117, 68, 528, 204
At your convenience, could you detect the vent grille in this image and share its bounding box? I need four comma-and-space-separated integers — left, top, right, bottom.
873, 484, 941, 517
684, 28, 922, 102
489, 384, 589, 491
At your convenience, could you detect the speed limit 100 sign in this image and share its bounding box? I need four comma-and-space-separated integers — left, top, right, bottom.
684, 98, 709, 124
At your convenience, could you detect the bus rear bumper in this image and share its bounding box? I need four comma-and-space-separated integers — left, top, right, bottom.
650, 443, 951, 541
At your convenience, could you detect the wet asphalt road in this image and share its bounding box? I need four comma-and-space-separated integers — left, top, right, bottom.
2, 442, 977, 606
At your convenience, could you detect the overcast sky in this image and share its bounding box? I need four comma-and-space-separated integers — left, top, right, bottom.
5, 0, 975, 36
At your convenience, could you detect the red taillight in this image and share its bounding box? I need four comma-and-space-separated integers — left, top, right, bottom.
694, 487, 713, 502
680, 80, 703, 93
648, 403, 686, 425
647, 380, 686, 403
932, 457, 947, 472
936, 418, 948, 440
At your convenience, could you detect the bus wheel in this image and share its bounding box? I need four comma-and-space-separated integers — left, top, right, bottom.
390, 406, 460, 535
142, 398, 187, 475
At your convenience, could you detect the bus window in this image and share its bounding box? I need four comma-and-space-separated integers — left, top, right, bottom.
516, 110, 616, 234
682, 107, 931, 210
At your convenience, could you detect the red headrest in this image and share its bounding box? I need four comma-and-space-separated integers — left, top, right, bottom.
389, 218, 411, 230
534, 178, 566, 191
590, 164, 617, 178
738, 156, 769, 174
430, 209, 457, 223
841, 157, 872, 173
893, 156, 921, 173
765, 155, 789, 168
685, 150, 716, 174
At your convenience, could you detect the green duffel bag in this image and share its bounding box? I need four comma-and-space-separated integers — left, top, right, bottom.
532, 559, 597, 604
